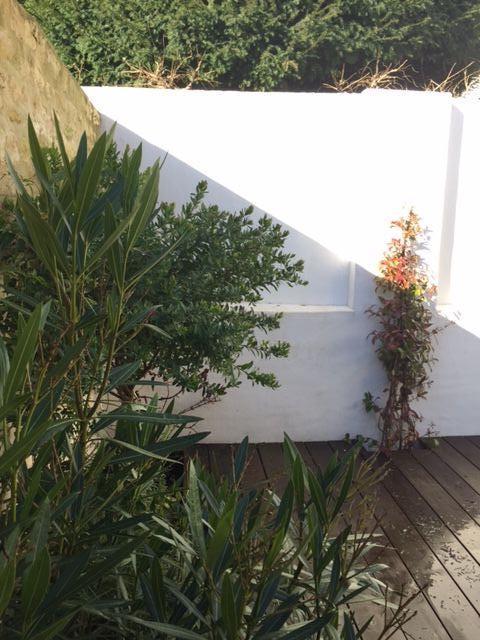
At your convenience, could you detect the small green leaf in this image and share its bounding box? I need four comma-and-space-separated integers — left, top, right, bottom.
87, 207, 137, 269
19, 199, 69, 274
109, 432, 207, 464
30, 499, 51, 561
164, 580, 208, 626
0, 559, 16, 616
28, 116, 51, 183
105, 203, 124, 289
22, 547, 51, 618
221, 573, 240, 639
54, 112, 74, 190
233, 436, 248, 484
0, 421, 51, 479
126, 232, 187, 289
292, 455, 305, 508
105, 361, 141, 394
151, 559, 167, 621
187, 461, 206, 558
207, 507, 234, 577
126, 617, 205, 639
253, 573, 281, 621
92, 409, 202, 434
255, 614, 333, 640
28, 612, 76, 640
143, 323, 171, 340
332, 455, 355, 518
125, 161, 160, 251
0, 337, 10, 403
3, 303, 46, 404
76, 132, 107, 226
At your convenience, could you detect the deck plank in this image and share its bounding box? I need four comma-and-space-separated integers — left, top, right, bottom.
188, 444, 211, 472
466, 436, 480, 450
242, 444, 268, 489
304, 441, 336, 470
390, 451, 480, 565
411, 448, 480, 527
370, 463, 477, 639
383, 460, 480, 610
257, 443, 287, 494
445, 437, 480, 471
324, 442, 409, 640
328, 442, 450, 640
208, 443, 233, 480
433, 439, 480, 495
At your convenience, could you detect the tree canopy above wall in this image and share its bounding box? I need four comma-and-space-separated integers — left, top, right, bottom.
21, 0, 480, 91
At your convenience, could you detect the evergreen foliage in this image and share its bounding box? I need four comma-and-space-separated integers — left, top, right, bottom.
21, 0, 480, 91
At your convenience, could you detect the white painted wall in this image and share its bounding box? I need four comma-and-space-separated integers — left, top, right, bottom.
84, 87, 480, 442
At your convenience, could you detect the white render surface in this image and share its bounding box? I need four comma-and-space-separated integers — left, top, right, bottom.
84, 87, 480, 442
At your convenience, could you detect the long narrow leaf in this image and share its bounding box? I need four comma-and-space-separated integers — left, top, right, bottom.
3, 303, 46, 404
109, 432, 208, 465
126, 617, 205, 639
76, 132, 107, 227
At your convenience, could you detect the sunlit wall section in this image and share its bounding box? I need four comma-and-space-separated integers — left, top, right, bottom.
84, 87, 480, 441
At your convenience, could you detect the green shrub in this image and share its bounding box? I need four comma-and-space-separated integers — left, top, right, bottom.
0, 137, 305, 406
121, 181, 306, 401
126, 438, 407, 639
0, 119, 414, 638
0, 316, 408, 637
0, 347, 405, 638
0, 312, 202, 636
21, 0, 480, 90
0, 119, 207, 637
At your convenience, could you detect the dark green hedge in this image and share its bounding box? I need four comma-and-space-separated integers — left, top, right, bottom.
22, 0, 480, 90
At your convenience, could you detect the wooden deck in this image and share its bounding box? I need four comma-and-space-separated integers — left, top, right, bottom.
193, 438, 480, 640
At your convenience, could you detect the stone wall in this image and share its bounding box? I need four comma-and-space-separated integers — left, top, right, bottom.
0, 0, 99, 196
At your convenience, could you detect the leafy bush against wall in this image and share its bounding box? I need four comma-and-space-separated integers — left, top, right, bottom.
21, 0, 480, 91
0, 136, 305, 406
118, 180, 306, 402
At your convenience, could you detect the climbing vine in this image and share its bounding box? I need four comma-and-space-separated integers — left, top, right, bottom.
364, 210, 442, 450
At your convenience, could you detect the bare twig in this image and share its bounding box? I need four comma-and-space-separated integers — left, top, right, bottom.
324, 59, 480, 97
324, 60, 413, 92
122, 55, 216, 89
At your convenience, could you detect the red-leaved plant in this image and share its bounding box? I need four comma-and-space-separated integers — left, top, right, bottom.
364, 210, 442, 451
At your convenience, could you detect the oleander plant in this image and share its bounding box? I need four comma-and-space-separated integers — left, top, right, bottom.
0, 119, 414, 638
